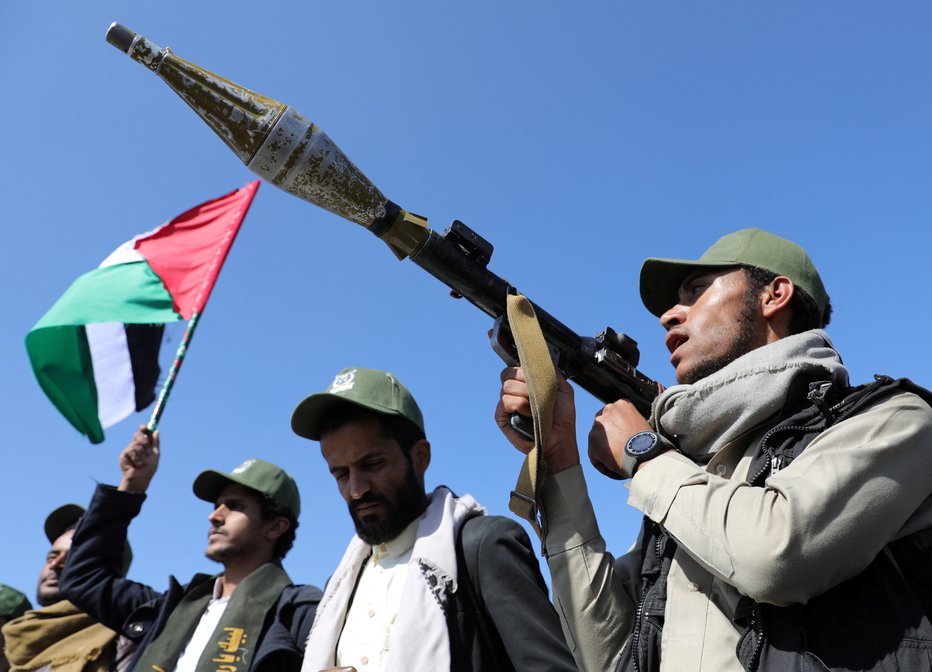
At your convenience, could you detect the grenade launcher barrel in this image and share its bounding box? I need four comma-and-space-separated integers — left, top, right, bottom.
105, 22, 660, 417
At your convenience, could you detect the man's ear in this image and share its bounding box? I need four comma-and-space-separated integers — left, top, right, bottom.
264, 516, 290, 542
411, 439, 431, 479
761, 276, 795, 330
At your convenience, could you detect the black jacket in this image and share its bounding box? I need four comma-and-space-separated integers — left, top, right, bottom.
60, 485, 322, 672
448, 515, 577, 672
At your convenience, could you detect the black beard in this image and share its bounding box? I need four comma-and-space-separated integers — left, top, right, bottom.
36, 572, 62, 607
36, 588, 60, 607
349, 461, 427, 545
680, 294, 761, 385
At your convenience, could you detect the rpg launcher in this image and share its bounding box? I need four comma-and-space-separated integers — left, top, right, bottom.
105, 23, 661, 433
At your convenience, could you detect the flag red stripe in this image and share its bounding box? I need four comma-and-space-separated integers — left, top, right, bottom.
134, 181, 260, 318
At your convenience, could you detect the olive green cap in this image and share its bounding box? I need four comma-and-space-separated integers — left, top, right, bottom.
291, 367, 425, 441
0, 584, 31, 620
44, 504, 133, 574
639, 228, 829, 318
193, 458, 301, 518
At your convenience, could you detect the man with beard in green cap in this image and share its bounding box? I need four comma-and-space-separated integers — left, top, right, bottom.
60, 427, 322, 672
496, 228, 932, 672
294, 367, 576, 672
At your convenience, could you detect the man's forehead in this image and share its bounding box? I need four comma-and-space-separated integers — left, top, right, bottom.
322, 440, 399, 467
49, 529, 74, 552
216, 482, 259, 502
679, 267, 741, 288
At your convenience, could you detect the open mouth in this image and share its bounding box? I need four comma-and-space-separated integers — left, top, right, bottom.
666, 332, 687, 355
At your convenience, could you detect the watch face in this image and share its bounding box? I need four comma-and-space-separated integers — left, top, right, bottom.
627, 431, 659, 456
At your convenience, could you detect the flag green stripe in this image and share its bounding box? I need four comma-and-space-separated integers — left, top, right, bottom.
32, 262, 181, 329
26, 261, 181, 443
25, 324, 104, 443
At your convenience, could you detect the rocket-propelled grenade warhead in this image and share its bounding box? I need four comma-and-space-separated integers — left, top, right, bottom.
105, 23, 662, 418
104, 22, 428, 259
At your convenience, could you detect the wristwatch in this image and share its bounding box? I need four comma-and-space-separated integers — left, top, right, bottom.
620, 431, 671, 479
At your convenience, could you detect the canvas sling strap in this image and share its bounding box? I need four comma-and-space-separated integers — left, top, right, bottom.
133, 562, 291, 672
505, 293, 557, 543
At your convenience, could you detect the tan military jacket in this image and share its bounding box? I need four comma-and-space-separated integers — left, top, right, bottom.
541, 390, 932, 672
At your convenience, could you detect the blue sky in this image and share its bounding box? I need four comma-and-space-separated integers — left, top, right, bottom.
2, 2, 930, 601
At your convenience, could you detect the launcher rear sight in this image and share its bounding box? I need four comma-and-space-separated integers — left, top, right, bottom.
392, 210, 659, 421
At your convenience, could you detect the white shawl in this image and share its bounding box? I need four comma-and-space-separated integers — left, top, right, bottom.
302, 486, 484, 672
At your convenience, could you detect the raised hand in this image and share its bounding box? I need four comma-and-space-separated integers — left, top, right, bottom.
118, 425, 161, 493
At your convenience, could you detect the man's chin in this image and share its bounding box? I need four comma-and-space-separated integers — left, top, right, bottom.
353, 518, 410, 546
36, 590, 61, 607
205, 543, 233, 562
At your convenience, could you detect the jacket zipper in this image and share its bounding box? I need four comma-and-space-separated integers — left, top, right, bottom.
743, 386, 836, 669
745, 603, 766, 671
631, 533, 663, 672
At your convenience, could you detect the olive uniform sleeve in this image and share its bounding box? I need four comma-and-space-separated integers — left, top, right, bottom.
540, 466, 642, 672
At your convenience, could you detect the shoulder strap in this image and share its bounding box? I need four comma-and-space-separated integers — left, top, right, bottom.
834, 375, 932, 420
748, 375, 930, 486
505, 293, 557, 543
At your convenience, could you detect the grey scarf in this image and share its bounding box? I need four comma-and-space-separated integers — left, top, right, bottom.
652, 330, 849, 458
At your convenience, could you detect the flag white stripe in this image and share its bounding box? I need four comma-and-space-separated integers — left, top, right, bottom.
85, 322, 136, 428
98, 220, 169, 269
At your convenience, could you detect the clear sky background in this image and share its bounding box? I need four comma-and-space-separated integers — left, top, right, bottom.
2, 2, 930, 601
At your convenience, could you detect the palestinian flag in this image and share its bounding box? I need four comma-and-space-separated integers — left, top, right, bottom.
26, 181, 259, 443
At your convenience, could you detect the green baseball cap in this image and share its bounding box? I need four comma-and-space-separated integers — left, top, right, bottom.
193, 458, 301, 518
0, 584, 31, 620
291, 367, 425, 441
44, 504, 133, 574
639, 228, 829, 318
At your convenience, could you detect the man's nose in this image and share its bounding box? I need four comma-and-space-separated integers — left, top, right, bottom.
208, 505, 225, 525
348, 471, 371, 500
660, 303, 686, 330
50, 551, 68, 572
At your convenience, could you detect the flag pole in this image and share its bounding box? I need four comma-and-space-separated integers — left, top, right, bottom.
140, 180, 258, 438
145, 311, 202, 434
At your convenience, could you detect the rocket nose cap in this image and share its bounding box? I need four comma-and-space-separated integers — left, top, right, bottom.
106, 22, 137, 53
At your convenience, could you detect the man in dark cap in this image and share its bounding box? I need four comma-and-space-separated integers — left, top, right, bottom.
2, 506, 132, 672
293, 367, 577, 672
60, 427, 322, 672
496, 228, 932, 671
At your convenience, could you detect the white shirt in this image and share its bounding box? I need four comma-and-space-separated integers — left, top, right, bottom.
173, 578, 230, 672
335, 517, 421, 672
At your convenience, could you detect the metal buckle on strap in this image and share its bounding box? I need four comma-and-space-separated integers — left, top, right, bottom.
509, 490, 539, 521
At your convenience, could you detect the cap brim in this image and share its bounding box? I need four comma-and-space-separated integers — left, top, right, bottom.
291, 393, 405, 441
192, 470, 240, 504
45, 504, 86, 543
639, 257, 738, 317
